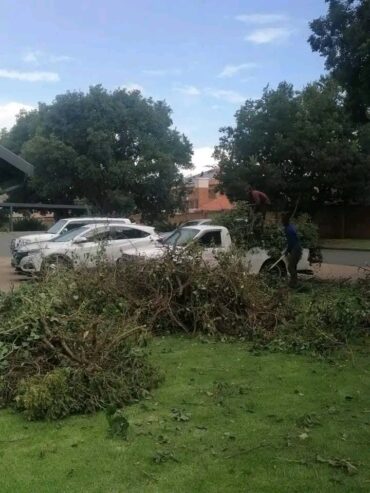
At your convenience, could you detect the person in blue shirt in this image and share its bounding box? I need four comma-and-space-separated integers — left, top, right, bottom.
282, 213, 302, 288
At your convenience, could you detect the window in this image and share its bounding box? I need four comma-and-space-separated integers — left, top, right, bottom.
48, 219, 68, 234
53, 226, 90, 242
63, 221, 87, 233
208, 185, 217, 200
110, 227, 150, 240
197, 231, 221, 247
164, 228, 198, 246
85, 228, 111, 242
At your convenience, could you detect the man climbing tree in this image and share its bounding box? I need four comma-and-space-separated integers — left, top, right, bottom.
246, 185, 271, 233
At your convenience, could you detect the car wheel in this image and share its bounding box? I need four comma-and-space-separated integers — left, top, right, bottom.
260, 259, 287, 278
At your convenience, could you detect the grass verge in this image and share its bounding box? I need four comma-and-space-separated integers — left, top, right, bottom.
0, 336, 369, 493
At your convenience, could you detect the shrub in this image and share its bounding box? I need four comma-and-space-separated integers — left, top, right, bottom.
0, 275, 161, 419
269, 284, 369, 354
0, 252, 368, 420
75, 249, 285, 338
13, 217, 47, 231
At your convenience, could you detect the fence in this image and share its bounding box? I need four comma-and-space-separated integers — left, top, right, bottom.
314, 206, 370, 239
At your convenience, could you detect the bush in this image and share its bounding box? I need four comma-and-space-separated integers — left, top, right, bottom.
0, 274, 161, 420
74, 250, 284, 337
270, 284, 369, 354
0, 252, 368, 419
13, 217, 47, 231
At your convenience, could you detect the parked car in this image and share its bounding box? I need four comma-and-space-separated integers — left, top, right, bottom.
159, 218, 212, 240
121, 225, 313, 277
181, 219, 212, 228
10, 217, 132, 254
15, 223, 157, 274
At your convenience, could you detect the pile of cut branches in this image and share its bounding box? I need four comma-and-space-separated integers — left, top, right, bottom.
0, 276, 160, 420
0, 251, 368, 420
73, 249, 286, 338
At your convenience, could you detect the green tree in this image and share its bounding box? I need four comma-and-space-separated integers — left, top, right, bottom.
309, 0, 370, 122
215, 78, 370, 210
3, 86, 192, 220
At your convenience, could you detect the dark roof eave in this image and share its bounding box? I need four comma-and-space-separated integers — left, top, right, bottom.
0, 145, 34, 177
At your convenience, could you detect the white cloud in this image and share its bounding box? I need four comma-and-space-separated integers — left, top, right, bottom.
0, 102, 35, 129
245, 27, 292, 44
174, 85, 201, 96
124, 82, 144, 92
22, 50, 42, 63
0, 69, 59, 82
236, 14, 288, 24
143, 68, 182, 76
218, 63, 257, 78
22, 50, 74, 64
183, 147, 216, 176
207, 89, 246, 104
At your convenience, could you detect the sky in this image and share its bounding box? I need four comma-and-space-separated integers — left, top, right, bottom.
0, 0, 328, 174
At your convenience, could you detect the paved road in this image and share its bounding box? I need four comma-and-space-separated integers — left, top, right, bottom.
322, 249, 369, 267
0, 231, 40, 257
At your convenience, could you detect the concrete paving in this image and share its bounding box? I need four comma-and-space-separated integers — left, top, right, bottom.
0, 257, 29, 292
0, 232, 40, 257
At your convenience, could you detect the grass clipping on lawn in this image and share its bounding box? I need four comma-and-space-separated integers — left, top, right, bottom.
0, 251, 368, 420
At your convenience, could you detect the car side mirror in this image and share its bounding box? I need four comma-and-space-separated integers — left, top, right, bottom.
74, 236, 88, 244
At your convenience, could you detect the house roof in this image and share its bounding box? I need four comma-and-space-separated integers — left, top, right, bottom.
186, 167, 219, 186
200, 194, 234, 212
0, 145, 34, 177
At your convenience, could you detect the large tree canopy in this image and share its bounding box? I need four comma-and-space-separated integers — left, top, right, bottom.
0, 85, 192, 220
309, 0, 370, 122
215, 78, 370, 210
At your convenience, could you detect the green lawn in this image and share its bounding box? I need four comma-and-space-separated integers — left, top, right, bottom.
0, 336, 369, 493
321, 239, 370, 250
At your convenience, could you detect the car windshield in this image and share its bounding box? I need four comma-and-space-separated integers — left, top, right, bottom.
163, 228, 198, 247
53, 226, 90, 242
47, 219, 68, 234
182, 221, 200, 227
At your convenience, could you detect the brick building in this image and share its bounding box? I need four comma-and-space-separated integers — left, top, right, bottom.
185, 168, 233, 212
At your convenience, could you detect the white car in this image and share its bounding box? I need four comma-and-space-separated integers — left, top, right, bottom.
121, 225, 313, 277
159, 219, 212, 240
11, 217, 132, 254
16, 223, 157, 274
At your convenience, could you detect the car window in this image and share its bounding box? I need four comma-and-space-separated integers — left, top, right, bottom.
48, 219, 68, 234
197, 231, 222, 247
84, 228, 110, 242
63, 221, 88, 233
53, 226, 90, 242
164, 228, 198, 246
182, 220, 199, 227
110, 226, 150, 240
